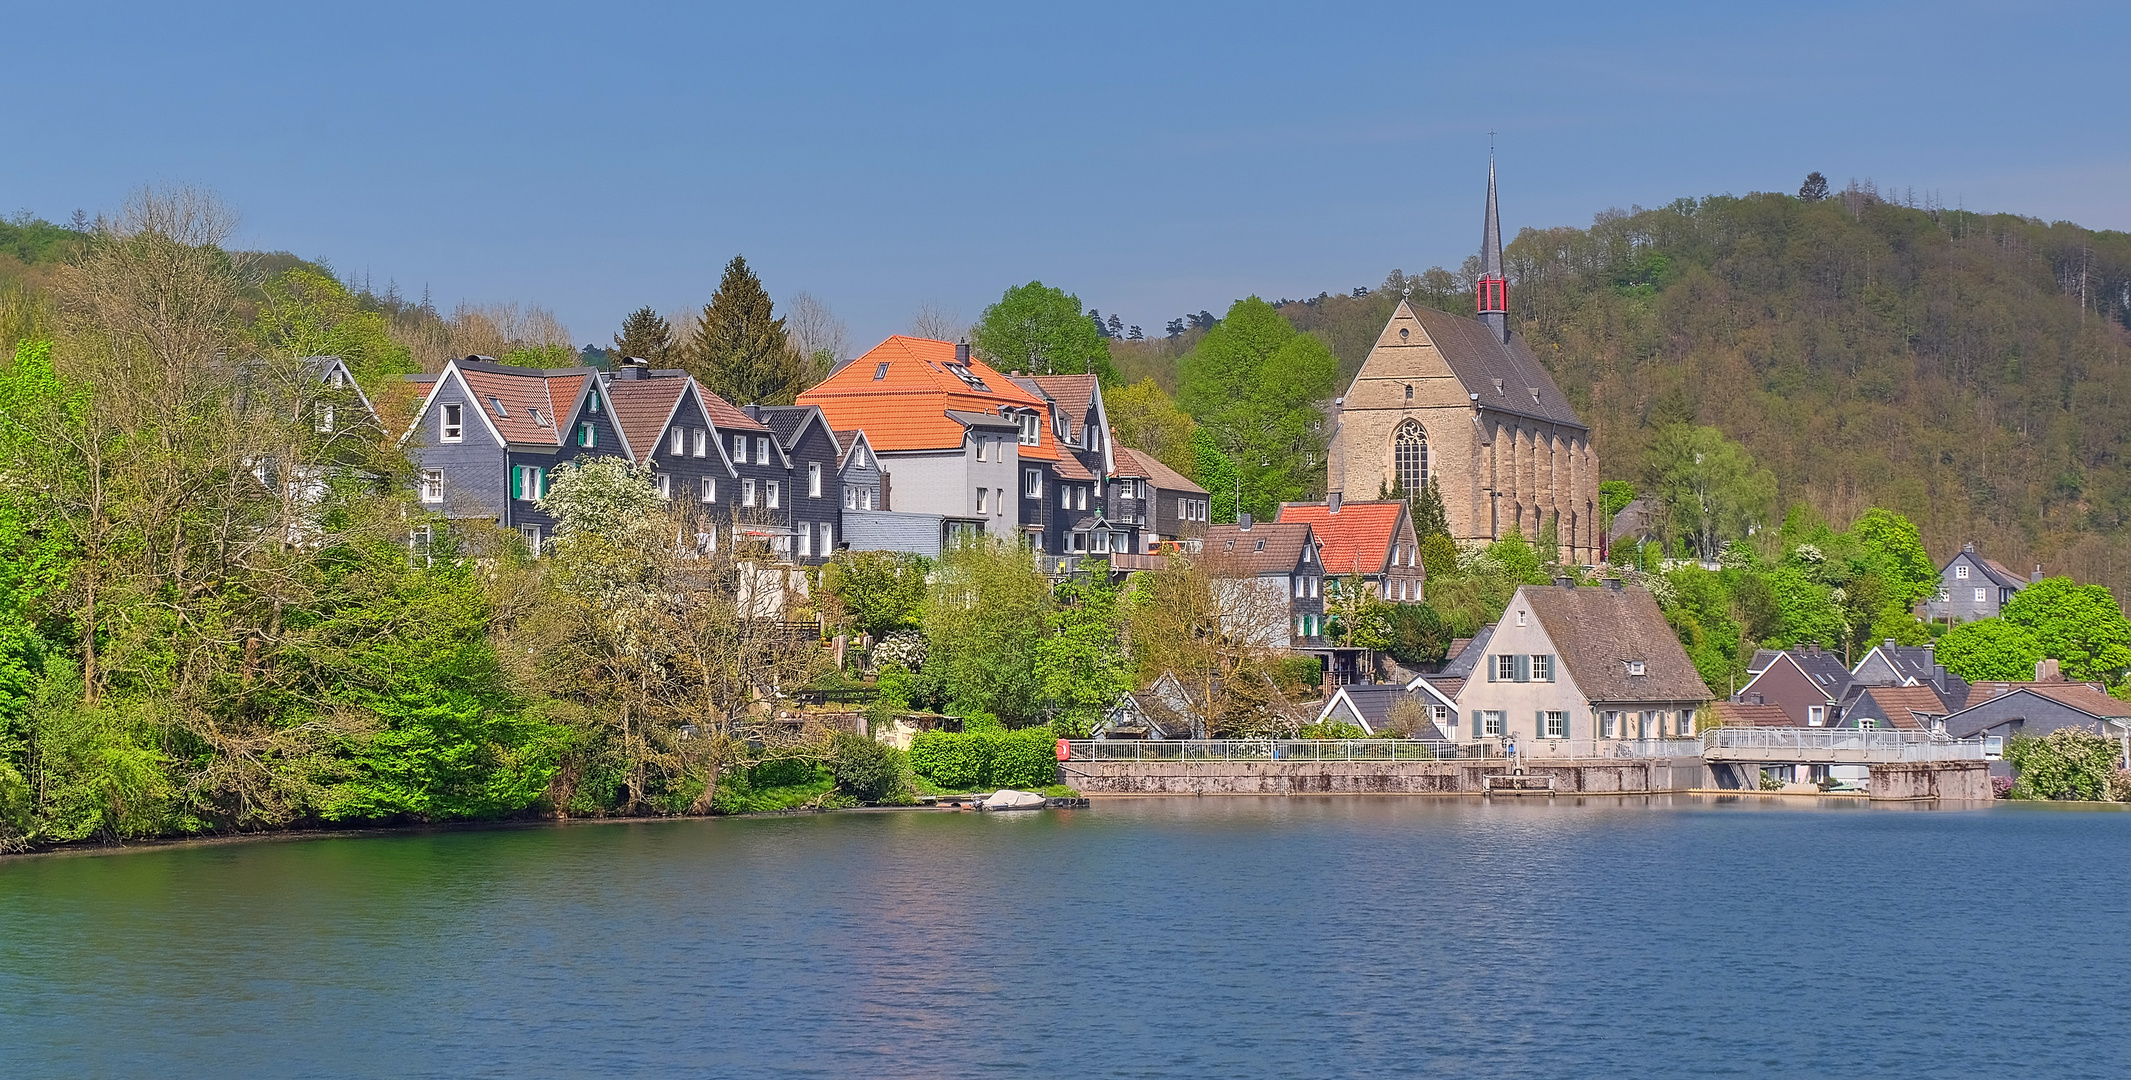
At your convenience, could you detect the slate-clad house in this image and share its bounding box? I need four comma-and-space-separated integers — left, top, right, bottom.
749, 403, 848, 564
1016, 372, 1140, 560
1117, 447, 1210, 546
1839, 685, 1950, 731
1735, 646, 1855, 727
1942, 680, 2131, 775
1923, 542, 2037, 623
799, 337, 1074, 548
1847, 641, 1970, 713
1275, 497, 1425, 603
834, 429, 884, 513
401, 356, 613, 550
1200, 518, 1324, 648
1452, 580, 1710, 747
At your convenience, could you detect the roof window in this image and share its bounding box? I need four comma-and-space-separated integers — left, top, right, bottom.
945, 363, 989, 391
1627, 660, 1646, 676
873, 362, 890, 380
489, 395, 508, 416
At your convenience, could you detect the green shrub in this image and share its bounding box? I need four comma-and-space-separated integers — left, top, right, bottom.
831, 732, 903, 804
908, 727, 1057, 791
711, 758, 834, 814
1297, 721, 1367, 740
2006, 728, 2123, 801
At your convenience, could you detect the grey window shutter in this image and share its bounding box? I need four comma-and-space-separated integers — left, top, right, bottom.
1516, 654, 1530, 683
1535, 711, 1544, 738
1471, 710, 1482, 734
1487, 657, 1497, 683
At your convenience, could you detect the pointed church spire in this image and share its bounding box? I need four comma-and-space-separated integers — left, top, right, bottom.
1477, 150, 1509, 343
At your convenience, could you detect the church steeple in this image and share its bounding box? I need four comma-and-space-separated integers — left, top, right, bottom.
1477, 152, 1508, 343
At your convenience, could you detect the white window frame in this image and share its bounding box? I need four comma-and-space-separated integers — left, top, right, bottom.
975, 437, 988, 462
440, 402, 464, 443
1495, 655, 1517, 682
976, 488, 989, 514
520, 524, 543, 553
766, 480, 780, 509
702, 477, 717, 503
1531, 654, 1552, 682
845, 486, 857, 510
1807, 705, 1826, 727
862, 488, 874, 510
1955, 564, 1969, 579
742, 478, 757, 507
757, 436, 772, 464
1019, 413, 1040, 445
657, 473, 672, 500
420, 470, 443, 503
1482, 711, 1504, 737
798, 527, 812, 558
1974, 587, 1988, 603
315, 403, 334, 433
1026, 469, 1042, 498
733, 433, 747, 462
693, 429, 707, 457
1599, 710, 1619, 739
1542, 711, 1567, 738
577, 421, 596, 448
1061, 486, 1072, 509
808, 463, 822, 498
820, 522, 833, 553
670, 428, 685, 455
1076, 487, 1088, 511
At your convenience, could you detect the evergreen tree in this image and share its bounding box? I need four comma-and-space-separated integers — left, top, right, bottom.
611, 306, 675, 365
1107, 314, 1124, 337
683, 256, 803, 406
1410, 479, 1450, 542
1798, 171, 1830, 202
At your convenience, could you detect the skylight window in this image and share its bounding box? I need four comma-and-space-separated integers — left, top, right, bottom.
489, 395, 508, 416
873, 363, 890, 380
945, 363, 988, 390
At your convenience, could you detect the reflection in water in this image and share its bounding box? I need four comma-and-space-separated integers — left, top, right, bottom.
3, 798, 2127, 1079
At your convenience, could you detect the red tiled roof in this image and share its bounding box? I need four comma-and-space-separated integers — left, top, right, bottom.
1275, 500, 1409, 577
1856, 685, 1950, 730
699, 384, 769, 434
457, 365, 588, 446
1201, 523, 1316, 575
797, 336, 1057, 458
1963, 681, 2130, 717
1027, 373, 1098, 442
1051, 455, 1095, 482
603, 377, 687, 461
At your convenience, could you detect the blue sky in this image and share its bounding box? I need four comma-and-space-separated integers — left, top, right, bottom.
8, 1, 2126, 352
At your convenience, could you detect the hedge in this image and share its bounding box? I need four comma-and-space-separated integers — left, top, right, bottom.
909, 727, 1057, 791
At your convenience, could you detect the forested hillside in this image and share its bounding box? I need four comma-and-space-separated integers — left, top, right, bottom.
1222, 184, 2131, 596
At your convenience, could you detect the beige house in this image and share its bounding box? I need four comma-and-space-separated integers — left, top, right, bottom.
1446, 580, 1710, 748
1324, 160, 1599, 563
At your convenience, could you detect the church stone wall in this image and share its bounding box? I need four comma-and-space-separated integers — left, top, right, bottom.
1327, 304, 1599, 566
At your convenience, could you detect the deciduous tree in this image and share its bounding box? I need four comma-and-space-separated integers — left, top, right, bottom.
972, 281, 1113, 380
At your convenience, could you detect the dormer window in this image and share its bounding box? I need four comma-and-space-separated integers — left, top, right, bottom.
1019, 413, 1040, 445
1627, 660, 1646, 676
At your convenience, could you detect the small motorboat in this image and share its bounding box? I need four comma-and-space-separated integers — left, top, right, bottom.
980, 789, 1048, 811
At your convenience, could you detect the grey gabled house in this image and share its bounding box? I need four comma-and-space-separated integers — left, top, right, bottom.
1922, 542, 2037, 623
401, 357, 615, 550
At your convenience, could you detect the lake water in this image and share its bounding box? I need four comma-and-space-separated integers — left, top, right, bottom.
4, 796, 2129, 1078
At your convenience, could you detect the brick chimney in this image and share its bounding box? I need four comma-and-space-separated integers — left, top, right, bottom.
2036, 658, 2062, 681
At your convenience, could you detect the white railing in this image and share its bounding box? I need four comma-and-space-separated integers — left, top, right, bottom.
1700, 726, 1988, 762
1060, 739, 1705, 763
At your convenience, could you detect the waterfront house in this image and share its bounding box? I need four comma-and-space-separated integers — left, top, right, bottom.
1275, 496, 1425, 603
1836, 685, 1948, 731
1735, 646, 1854, 727
1941, 679, 2131, 775
1095, 671, 1207, 739
400, 356, 613, 551
1847, 640, 1970, 713
1450, 579, 1710, 747
747, 403, 849, 564
1316, 681, 1456, 737
1200, 517, 1324, 649
1709, 701, 1794, 728
1116, 447, 1210, 547
1922, 542, 2036, 623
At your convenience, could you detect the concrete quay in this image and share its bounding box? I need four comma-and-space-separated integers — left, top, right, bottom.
1062, 757, 1992, 802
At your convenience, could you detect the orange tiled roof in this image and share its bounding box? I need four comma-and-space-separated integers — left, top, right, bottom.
457, 365, 588, 446
797, 336, 1058, 458
1275, 500, 1409, 577
1027, 373, 1098, 442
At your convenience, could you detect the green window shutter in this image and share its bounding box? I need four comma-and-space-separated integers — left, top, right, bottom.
510, 466, 522, 500
537, 467, 547, 497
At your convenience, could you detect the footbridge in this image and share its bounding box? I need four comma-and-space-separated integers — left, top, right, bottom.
1057, 730, 1993, 800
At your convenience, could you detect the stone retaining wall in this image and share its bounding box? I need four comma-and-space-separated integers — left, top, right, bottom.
1867, 761, 1992, 801
1061, 758, 1708, 796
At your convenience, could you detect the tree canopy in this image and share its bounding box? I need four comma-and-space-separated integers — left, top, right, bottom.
971, 281, 1113, 382
1177, 297, 1337, 520
684, 255, 804, 406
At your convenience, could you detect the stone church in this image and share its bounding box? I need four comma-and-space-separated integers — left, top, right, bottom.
1324, 158, 1599, 564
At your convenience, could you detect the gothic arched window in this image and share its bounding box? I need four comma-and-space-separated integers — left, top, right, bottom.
1393, 420, 1428, 495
